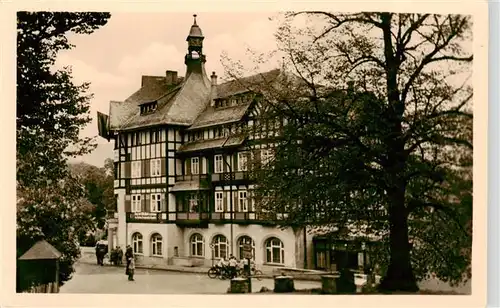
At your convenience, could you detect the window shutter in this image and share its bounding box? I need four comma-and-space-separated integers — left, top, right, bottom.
161, 193, 166, 212
144, 159, 150, 178
234, 153, 238, 171
186, 159, 191, 175
125, 197, 131, 212
161, 158, 166, 176
125, 162, 131, 178
141, 195, 147, 212
223, 191, 228, 212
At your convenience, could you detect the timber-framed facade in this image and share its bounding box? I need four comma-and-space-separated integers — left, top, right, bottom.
102, 15, 372, 272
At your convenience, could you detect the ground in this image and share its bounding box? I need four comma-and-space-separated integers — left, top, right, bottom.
59, 262, 321, 294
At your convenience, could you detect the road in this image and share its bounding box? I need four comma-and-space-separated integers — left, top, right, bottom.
59, 262, 321, 294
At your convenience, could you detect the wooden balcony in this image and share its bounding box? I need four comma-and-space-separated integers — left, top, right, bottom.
175, 212, 210, 228
175, 174, 209, 182
211, 171, 250, 183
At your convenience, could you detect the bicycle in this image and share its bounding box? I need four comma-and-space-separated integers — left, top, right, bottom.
207, 266, 233, 280
238, 266, 263, 281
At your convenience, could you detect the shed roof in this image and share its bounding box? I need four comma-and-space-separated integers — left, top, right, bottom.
18, 240, 62, 260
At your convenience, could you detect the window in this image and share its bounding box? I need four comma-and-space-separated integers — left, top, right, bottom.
132, 161, 141, 178
238, 191, 248, 212
150, 129, 159, 143
189, 193, 198, 212
136, 132, 141, 145
265, 237, 284, 264
215, 192, 224, 212
132, 194, 141, 212
150, 159, 161, 177
191, 157, 199, 175
190, 233, 204, 256
132, 233, 143, 254
238, 152, 248, 171
150, 234, 162, 256
150, 193, 161, 212
215, 127, 223, 138
212, 235, 228, 260
238, 236, 255, 260
261, 149, 273, 166
214, 155, 223, 173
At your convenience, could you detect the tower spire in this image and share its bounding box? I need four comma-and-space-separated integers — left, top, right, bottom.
193, 14, 197, 25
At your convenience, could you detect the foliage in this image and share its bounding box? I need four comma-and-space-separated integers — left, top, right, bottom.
223, 12, 472, 292
16, 11, 111, 291
16, 177, 95, 291
69, 159, 116, 229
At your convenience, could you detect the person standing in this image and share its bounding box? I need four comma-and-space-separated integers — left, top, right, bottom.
228, 254, 238, 279
125, 245, 133, 275
117, 246, 123, 266
128, 257, 135, 281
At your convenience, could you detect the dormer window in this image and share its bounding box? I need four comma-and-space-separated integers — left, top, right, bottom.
140, 101, 157, 115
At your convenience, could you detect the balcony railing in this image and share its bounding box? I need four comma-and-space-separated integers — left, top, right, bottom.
211, 171, 250, 183
125, 211, 288, 225
175, 174, 209, 182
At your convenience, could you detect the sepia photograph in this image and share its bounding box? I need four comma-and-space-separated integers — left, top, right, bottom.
6, 2, 489, 306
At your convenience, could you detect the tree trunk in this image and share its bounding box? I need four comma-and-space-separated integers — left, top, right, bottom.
378, 188, 418, 293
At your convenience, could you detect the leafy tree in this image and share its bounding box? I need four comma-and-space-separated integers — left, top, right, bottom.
69, 159, 116, 229
16, 11, 111, 291
224, 12, 472, 292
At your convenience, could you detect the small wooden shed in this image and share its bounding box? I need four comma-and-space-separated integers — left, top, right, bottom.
18, 240, 62, 293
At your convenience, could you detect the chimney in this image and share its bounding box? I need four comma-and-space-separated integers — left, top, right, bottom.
211, 71, 217, 86
166, 70, 178, 85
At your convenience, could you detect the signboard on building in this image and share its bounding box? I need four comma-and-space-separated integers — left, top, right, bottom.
242, 244, 253, 259
132, 213, 158, 220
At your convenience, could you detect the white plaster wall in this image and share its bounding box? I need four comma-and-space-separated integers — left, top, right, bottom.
127, 223, 169, 259
116, 189, 127, 249
182, 224, 298, 268
166, 224, 184, 257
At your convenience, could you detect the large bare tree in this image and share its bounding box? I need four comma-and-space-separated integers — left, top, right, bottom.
223, 12, 472, 292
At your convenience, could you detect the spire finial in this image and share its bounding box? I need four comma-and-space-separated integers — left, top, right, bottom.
193, 14, 197, 25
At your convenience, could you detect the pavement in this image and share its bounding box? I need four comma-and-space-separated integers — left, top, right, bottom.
59, 262, 321, 294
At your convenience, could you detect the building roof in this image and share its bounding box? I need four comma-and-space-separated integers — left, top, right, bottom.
18, 240, 62, 260
215, 69, 282, 99
177, 134, 245, 153
188, 103, 252, 130
171, 181, 209, 192
109, 67, 212, 131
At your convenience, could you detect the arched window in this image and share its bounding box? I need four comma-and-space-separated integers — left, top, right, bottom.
151, 233, 162, 256
265, 237, 284, 264
190, 233, 204, 257
132, 232, 143, 254
238, 236, 255, 260
212, 235, 228, 260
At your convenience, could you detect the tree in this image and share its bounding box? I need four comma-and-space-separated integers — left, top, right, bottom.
17, 11, 110, 186
16, 12, 111, 291
69, 160, 116, 229
223, 12, 472, 292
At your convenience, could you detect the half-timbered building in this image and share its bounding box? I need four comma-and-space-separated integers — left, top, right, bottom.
101, 15, 377, 273
101, 15, 317, 271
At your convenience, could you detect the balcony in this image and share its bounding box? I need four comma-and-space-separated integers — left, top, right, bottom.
175, 174, 208, 182
211, 171, 250, 183
210, 211, 287, 225
175, 212, 210, 228
172, 174, 210, 192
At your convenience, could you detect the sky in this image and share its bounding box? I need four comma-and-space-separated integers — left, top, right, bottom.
61, 12, 282, 167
